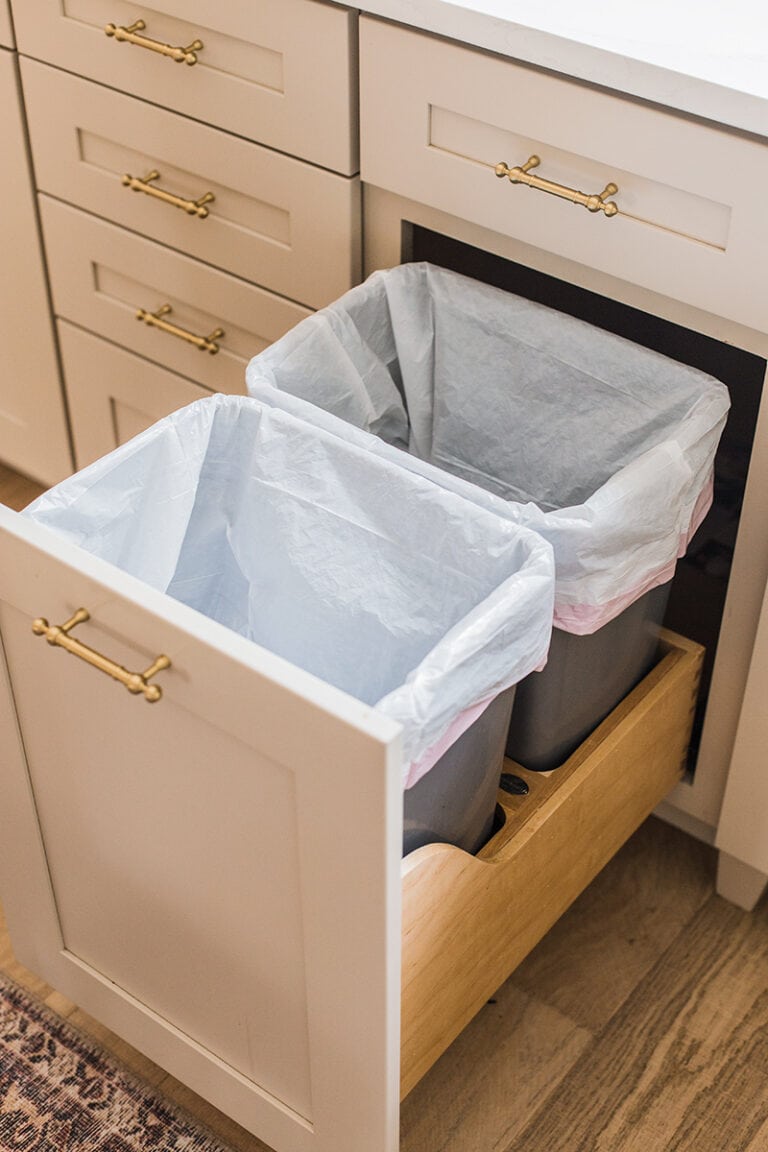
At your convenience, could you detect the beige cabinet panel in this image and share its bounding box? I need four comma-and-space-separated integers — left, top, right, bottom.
0, 505, 401, 1151
11, 0, 358, 174
716, 574, 768, 888
0, 49, 71, 485
0, 1, 13, 48
40, 197, 311, 397
22, 59, 360, 310
360, 18, 768, 335
57, 320, 213, 467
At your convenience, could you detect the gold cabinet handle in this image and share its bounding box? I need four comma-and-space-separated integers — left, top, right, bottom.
136, 304, 224, 354
32, 609, 171, 703
122, 170, 214, 218
105, 19, 203, 66
495, 155, 619, 217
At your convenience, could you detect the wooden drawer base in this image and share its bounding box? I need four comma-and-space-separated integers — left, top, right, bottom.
401, 629, 703, 1097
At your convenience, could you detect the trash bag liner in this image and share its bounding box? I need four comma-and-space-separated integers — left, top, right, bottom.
246, 262, 730, 634
24, 392, 554, 789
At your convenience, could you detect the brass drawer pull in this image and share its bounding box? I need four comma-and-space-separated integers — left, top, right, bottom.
32, 609, 171, 703
122, 170, 214, 218
105, 19, 203, 66
495, 155, 619, 217
136, 304, 224, 354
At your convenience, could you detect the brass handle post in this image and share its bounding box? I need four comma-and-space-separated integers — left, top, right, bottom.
495, 155, 619, 217
136, 304, 224, 354
105, 19, 203, 65
122, 170, 214, 218
32, 609, 171, 703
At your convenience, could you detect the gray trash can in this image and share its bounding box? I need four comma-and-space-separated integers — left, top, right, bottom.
24, 392, 554, 853
247, 262, 730, 771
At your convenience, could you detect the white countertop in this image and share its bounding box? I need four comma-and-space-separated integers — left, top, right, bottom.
356, 1, 768, 137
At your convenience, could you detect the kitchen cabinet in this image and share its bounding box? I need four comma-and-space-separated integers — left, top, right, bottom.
1, 5, 768, 1151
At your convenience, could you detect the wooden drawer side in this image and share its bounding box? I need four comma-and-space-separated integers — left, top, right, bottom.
400, 630, 703, 1097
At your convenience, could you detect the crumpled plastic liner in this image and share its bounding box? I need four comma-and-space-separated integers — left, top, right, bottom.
24, 393, 554, 788
246, 262, 731, 634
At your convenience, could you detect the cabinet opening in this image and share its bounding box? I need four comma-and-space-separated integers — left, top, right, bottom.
404, 223, 766, 774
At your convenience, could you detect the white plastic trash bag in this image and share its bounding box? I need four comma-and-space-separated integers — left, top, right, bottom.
24, 393, 554, 788
246, 262, 731, 634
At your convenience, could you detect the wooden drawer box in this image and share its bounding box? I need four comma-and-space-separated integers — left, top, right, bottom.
58, 321, 217, 467
0, 470, 702, 1152
11, 0, 358, 175
40, 197, 311, 405
23, 60, 359, 310
360, 18, 768, 334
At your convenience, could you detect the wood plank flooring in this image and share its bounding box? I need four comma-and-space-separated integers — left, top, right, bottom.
2, 465, 768, 1151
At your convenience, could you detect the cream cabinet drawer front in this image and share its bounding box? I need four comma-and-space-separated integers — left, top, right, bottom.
58, 321, 213, 467
23, 60, 359, 310
360, 19, 768, 334
11, 0, 357, 175
0, 505, 401, 1151
40, 197, 311, 397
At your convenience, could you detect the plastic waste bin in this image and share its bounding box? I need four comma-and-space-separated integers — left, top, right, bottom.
24, 392, 554, 853
246, 262, 730, 770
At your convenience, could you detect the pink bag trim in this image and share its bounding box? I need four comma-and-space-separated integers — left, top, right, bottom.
404, 695, 495, 790
553, 471, 714, 635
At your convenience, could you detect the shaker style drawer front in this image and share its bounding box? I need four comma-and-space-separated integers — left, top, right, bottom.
22, 60, 360, 310
11, 0, 358, 174
360, 18, 768, 333
0, 505, 401, 1151
39, 197, 311, 396
58, 320, 212, 467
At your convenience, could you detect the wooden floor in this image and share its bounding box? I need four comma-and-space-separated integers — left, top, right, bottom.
2, 466, 768, 1151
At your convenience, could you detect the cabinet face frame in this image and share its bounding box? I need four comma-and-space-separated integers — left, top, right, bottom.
362, 181, 768, 839
0, 505, 403, 1152
0, 48, 72, 485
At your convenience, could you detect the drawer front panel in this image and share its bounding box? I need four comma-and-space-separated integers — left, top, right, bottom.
58, 320, 212, 467
0, 505, 401, 1150
11, 0, 358, 174
23, 59, 360, 310
40, 196, 312, 395
360, 19, 768, 333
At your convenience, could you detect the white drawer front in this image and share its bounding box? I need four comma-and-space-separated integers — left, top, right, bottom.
40, 197, 311, 398
360, 18, 768, 334
58, 320, 212, 467
12, 0, 358, 174
23, 59, 360, 310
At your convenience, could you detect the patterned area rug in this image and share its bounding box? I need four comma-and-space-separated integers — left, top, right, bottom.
0, 972, 232, 1151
